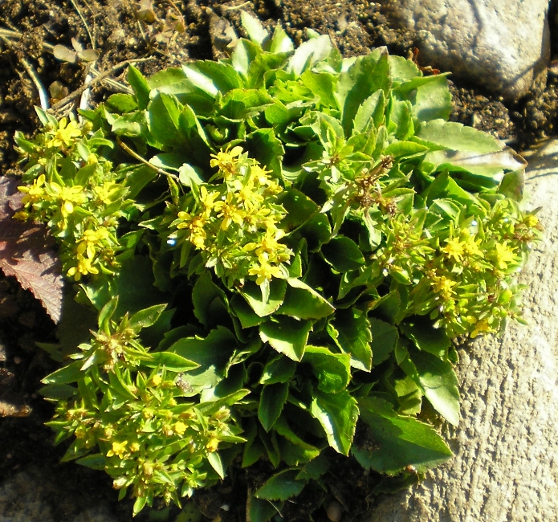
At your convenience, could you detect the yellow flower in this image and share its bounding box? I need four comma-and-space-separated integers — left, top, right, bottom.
174, 421, 187, 435
47, 118, 82, 148
430, 273, 457, 300
209, 146, 243, 176
76, 228, 110, 259
248, 254, 283, 285
214, 192, 246, 230
67, 255, 99, 281
130, 442, 141, 452
462, 235, 483, 258
199, 186, 221, 216
491, 242, 516, 270
107, 440, 128, 458
206, 436, 219, 452
441, 237, 465, 262
524, 214, 539, 228
19, 174, 47, 205
93, 181, 122, 203
234, 180, 264, 210
149, 374, 162, 387
471, 318, 494, 338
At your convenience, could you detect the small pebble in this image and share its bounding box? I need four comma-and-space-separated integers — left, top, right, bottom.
326, 500, 343, 522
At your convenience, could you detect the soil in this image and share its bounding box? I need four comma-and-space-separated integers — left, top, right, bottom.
0, 1, 556, 521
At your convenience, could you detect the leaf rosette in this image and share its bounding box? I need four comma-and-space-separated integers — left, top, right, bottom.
13, 11, 541, 518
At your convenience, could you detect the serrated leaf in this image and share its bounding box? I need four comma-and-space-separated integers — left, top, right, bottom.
241, 279, 287, 317
416, 119, 503, 154
147, 92, 183, 147
0, 178, 63, 323
399, 346, 460, 426
288, 34, 332, 77
192, 272, 229, 327
255, 469, 306, 501
168, 327, 236, 393
413, 74, 452, 122
370, 317, 398, 366
331, 309, 373, 371
268, 23, 294, 54
400, 317, 451, 358
335, 48, 390, 136
354, 395, 453, 474
258, 382, 289, 431
309, 387, 359, 455
240, 11, 269, 45
259, 355, 297, 385
321, 235, 365, 272
276, 278, 334, 319
259, 316, 312, 361
303, 346, 351, 393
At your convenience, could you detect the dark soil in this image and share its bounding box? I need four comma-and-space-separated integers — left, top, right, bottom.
1, 1, 556, 521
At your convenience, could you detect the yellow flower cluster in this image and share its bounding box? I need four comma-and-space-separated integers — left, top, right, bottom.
171, 147, 291, 287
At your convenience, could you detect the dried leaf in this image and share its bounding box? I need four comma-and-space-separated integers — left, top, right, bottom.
0, 177, 63, 323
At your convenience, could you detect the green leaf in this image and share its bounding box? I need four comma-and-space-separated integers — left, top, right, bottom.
182, 61, 243, 97
301, 70, 338, 108
309, 387, 359, 455
413, 74, 452, 122
41, 360, 83, 385
321, 236, 365, 272
192, 272, 229, 327
416, 119, 503, 154
129, 303, 167, 331
288, 34, 332, 77
388, 55, 420, 83
399, 346, 460, 426
370, 318, 398, 366
259, 316, 312, 361
240, 11, 269, 45
258, 382, 289, 431
207, 452, 225, 479
168, 327, 237, 393
384, 140, 429, 160
147, 92, 183, 147
354, 396, 453, 474
303, 346, 351, 393
400, 316, 451, 358
268, 24, 294, 54
259, 355, 297, 384
330, 309, 373, 371
218, 88, 274, 120
240, 279, 287, 317
276, 278, 335, 319
106, 93, 138, 113
178, 163, 205, 187
247, 495, 279, 522
278, 188, 319, 232
143, 352, 200, 372
255, 469, 306, 501
353, 90, 385, 134
335, 48, 390, 136
127, 65, 151, 109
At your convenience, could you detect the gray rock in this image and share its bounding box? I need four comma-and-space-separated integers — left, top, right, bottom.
362, 139, 558, 521
379, 0, 551, 100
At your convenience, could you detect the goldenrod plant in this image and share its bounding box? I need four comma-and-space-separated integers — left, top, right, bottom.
14, 12, 541, 519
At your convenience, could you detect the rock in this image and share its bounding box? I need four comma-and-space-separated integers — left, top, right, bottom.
362, 139, 558, 521
379, 0, 551, 101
